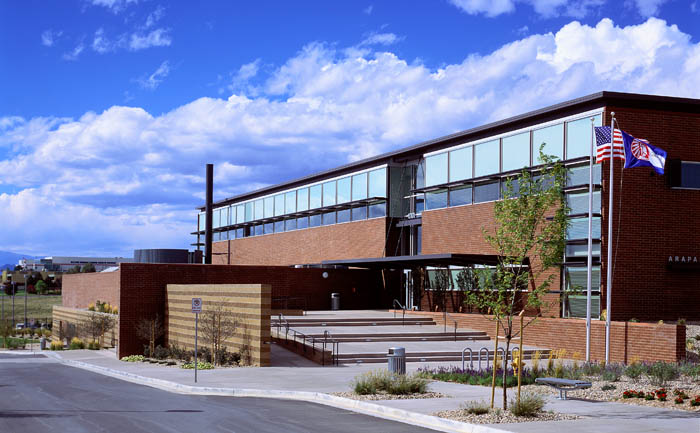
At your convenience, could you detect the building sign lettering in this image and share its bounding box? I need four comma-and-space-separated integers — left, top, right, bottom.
667, 255, 700, 270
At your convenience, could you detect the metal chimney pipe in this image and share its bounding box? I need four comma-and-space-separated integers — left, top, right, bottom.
205, 163, 213, 264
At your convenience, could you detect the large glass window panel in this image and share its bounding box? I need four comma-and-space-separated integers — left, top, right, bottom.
368, 168, 387, 197
567, 191, 601, 214
297, 216, 308, 229
567, 164, 602, 187
501, 132, 530, 172
567, 115, 602, 159
352, 173, 367, 201
323, 181, 336, 206
254, 224, 263, 236
236, 205, 245, 224
415, 195, 425, 214
213, 209, 221, 229
221, 207, 229, 227
235, 228, 244, 239
309, 214, 321, 227
474, 139, 499, 177
264, 197, 274, 219
274, 220, 284, 232
474, 181, 500, 203
245, 203, 253, 222
680, 162, 700, 189
285, 218, 296, 231
449, 147, 472, 182
450, 185, 472, 207
337, 208, 351, 223
309, 185, 322, 209
425, 189, 447, 210
565, 265, 600, 291
285, 191, 296, 214
297, 188, 309, 211
369, 201, 386, 218
274, 194, 285, 217
322, 211, 336, 225
336, 177, 351, 204
566, 243, 601, 258
426, 153, 448, 186
254, 200, 263, 220
351, 205, 367, 221
563, 265, 601, 318
533, 123, 564, 163
567, 217, 601, 239
264, 222, 274, 234
501, 177, 520, 199
416, 161, 426, 189
198, 212, 205, 231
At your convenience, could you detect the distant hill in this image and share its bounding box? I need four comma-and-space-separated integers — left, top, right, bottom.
0, 251, 42, 271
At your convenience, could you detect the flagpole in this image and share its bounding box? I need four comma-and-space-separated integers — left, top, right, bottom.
605, 112, 615, 364
585, 117, 594, 362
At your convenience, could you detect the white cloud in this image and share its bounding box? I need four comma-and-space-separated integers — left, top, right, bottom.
632, 0, 668, 16
62, 43, 85, 61
364, 5, 374, 15
2, 17, 700, 255
41, 29, 62, 47
129, 28, 172, 50
448, 0, 515, 17
88, 0, 139, 14
226, 60, 262, 95
145, 5, 165, 28
138, 60, 171, 89
448, 0, 603, 17
92, 28, 113, 53
359, 32, 403, 46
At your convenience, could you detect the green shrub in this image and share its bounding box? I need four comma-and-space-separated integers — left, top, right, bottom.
386, 374, 428, 395
580, 362, 603, 376
647, 362, 679, 386
625, 363, 646, 381
180, 361, 214, 370
679, 362, 700, 381
462, 400, 490, 415
121, 355, 145, 362
509, 392, 545, 417
87, 341, 100, 350
601, 384, 616, 391
69, 337, 85, 350
351, 370, 428, 395
153, 345, 169, 360
50, 340, 63, 351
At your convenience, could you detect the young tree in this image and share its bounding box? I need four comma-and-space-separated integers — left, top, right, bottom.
200, 299, 239, 366
462, 148, 569, 409
81, 263, 96, 273
0, 319, 12, 348
80, 312, 116, 346
135, 314, 164, 357
35, 280, 47, 295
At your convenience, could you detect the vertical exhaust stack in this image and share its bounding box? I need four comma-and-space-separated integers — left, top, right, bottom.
205, 163, 213, 264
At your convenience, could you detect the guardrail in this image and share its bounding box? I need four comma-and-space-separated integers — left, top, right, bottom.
443, 311, 458, 341
273, 314, 338, 366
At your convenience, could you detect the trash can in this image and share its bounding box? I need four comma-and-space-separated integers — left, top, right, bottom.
387, 347, 406, 375
39, 337, 46, 350
331, 293, 340, 310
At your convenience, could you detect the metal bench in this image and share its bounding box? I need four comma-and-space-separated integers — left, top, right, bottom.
535, 377, 592, 400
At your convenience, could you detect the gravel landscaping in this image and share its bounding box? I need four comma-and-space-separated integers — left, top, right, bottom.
331, 391, 446, 401
434, 408, 582, 424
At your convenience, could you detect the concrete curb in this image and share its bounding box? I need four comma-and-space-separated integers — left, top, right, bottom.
40, 351, 511, 433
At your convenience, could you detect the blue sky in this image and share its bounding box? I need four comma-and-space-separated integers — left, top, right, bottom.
1, 0, 699, 257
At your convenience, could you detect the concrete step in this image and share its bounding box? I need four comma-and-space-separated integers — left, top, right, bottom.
302, 331, 487, 338
337, 349, 549, 364
272, 320, 436, 327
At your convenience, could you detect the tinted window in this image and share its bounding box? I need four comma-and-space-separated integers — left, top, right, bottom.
567, 191, 601, 214
337, 177, 351, 204
297, 216, 309, 229
264, 222, 273, 234
352, 173, 367, 201
449, 147, 472, 182
297, 188, 309, 211
501, 132, 530, 172
274, 194, 285, 217
285, 218, 297, 231
254, 224, 263, 236
322, 211, 336, 225
337, 208, 351, 223
425, 189, 447, 210
567, 164, 602, 186
369, 168, 387, 197
681, 162, 700, 189
220, 207, 229, 227
566, 243, 601, 258
352, 205, 367, 221
285, 191, 296, 214
426, 153, 448, 186
264, 197, 274, 219
255, 200, 264, 220
416, 160, 426, 189
236, 205, 245, 224
213, 209, 221, 229
533, 123, 564, 163
474, 181, 500, 203
274, 220, 284, 232
474, 139, 499, 177
501, 177, 520, 199
567, 217, 601, 239
450, 186, 472, 206
309, 185, 322, 209
245, 203, 253, 222
567, 115, 602, 159
415, 195, 424, 214
235, 228, 244, 238
198, 213, 205, 231
323, 181, 336, 206
369, 201, 386, 218
309, 214, 321, 227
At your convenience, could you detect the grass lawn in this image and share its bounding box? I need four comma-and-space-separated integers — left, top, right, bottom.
0, 295, 62, 322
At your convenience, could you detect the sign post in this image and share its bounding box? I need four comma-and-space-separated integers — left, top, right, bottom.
191, 298, 202, 383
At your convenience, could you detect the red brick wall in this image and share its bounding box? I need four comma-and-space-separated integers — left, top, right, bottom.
212, 218, 388, 265
601, 107, 700, 321
111, 263, 397, 358
401, 310, 685, 363
61, 271, 120, 309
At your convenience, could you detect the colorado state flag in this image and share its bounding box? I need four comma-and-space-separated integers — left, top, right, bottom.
620, 130, 667, 175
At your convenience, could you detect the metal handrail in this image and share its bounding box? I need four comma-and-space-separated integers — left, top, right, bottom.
443, 311, 458, 341
461, 347, 474, 370
323, 330, 339, 366
392, 299, 406, 325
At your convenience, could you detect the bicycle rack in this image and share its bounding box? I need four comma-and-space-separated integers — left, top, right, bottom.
461, 347, 474, 370
478, 347, 489, 370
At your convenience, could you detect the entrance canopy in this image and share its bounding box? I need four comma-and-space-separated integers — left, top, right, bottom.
321, 253, 513, 270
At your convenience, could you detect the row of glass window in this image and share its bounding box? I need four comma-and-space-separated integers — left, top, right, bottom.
425, 114, 603, 187
563, 265, 601, 318
211, 201, 387, 241
202, 167, 387, 231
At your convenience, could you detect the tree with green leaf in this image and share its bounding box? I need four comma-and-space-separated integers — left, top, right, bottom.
460, 147, 569, 409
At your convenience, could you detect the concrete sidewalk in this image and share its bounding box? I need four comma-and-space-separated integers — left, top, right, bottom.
9, 347, 699, 433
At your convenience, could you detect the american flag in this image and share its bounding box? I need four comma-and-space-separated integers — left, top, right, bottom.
595, 126, 625, 162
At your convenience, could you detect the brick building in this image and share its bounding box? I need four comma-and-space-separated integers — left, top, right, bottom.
197, 91, 700, 322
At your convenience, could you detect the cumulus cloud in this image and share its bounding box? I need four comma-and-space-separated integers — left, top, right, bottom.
632, 0, 668, 16
41, 29, 62, 47
129, 28, 172, 50
137, 60, 171, 89
88, 0, 139, 14
448, 0, 603, 18
2, 17, 700, 255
